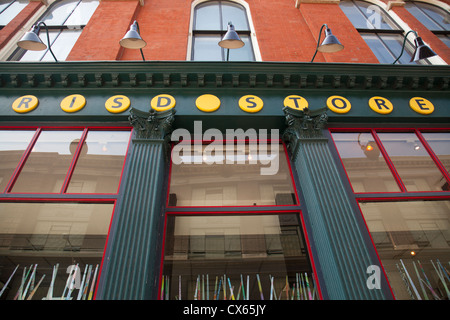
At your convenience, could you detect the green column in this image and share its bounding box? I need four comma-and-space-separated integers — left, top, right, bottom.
97, 108, 175, 300
283, 106, 392, 300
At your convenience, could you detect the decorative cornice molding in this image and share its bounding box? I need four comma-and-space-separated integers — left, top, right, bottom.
0, 61, 448, 91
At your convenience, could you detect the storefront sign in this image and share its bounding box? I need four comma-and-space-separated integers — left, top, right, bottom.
10, 93, 438, 116
196, 94, 221, 112
239, 95, 264, 113
368, 96, 394, 115
409, 97, 434, 115
12, 95, 39, 113
105, 95, 131, 114
60, 94, 86, 113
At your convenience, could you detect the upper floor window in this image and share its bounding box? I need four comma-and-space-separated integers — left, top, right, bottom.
0, 0, 27, 28
190, 0, 256, 61
9, 0, 99, 61
404, 1, 450, 48
340, 0, 427, 64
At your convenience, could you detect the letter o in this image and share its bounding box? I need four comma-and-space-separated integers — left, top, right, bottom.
327, 95, 351, 114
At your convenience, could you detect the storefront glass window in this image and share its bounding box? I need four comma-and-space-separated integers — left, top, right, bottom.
11, 130, 84, 193
1, 128, 131, 194
421, 132, 450, 174
66, 131, 130, 194
332, 132, 401, 193
161, 214, 316, 300
0, 130, 35, 192
0, 202, 114, 300
377, 132, 446, 192
359, 200, 450, 300
169, 142, 297, 206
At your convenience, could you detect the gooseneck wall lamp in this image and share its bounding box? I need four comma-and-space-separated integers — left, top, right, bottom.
17, 21, 57, 62
119, 20, 147, 61
392, 30, 437, 64
218, 22, 245, 61
311, 24, 344, 62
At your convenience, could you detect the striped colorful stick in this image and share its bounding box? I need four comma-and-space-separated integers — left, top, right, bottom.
216, 277, 222, 300
227, 278, 235, 300
305, 273, 313, 300
0, 264, 19, 298
22, 264, 38, 300
256, 274, 264, 300
26, 274, 45, 300
87, 264, 99, 300
81, 265, 92, 300
400, 259, 421, 300
413, 261, 428, 300
213, 276, 218, 300
431, 260, 450, 299
240, 274, 245, 300
417, 260, 440, 300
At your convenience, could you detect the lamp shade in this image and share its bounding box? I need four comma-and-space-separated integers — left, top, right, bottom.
411, 37, 437, 62
17, 25, 47, 51
318, 28, 344, 53
218, 23, 244, 49
120, 21, 147, 49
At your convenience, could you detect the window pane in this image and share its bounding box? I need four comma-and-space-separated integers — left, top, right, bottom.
0, 0, 27, 26
41, 29, 82, 61
192, 34, 223, 61
359, 200, 450, 300
169, 142, 297, 206
162, 214, 315, 300
381, 34, 416, 65
67, 131, 130, 193
422, 132, 450, 177
11, 131, 83, 193
194, 1, 221, 31
361, 33, 395, 64
221, 2, 249, 31
377, 133, 446, 191
64, 0, 99, 27
228, 35, 254, 61
42, 1, 79, 26
436, 34, 450, 48
354, 0, 398, 30
0, 130, 35, 192
418, 2, 450, 31
0, 202, 114, 300
340, 1, 372, 29
404, 3, 444, 31
331, 132, 401, 193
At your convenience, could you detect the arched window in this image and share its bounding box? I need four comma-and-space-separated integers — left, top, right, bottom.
190, 0, 257, 61
340, 0, 426, 64
9, 0, 99, 61
404, 1, 450, 48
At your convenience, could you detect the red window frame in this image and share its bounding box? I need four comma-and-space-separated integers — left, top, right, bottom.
0, 125, 132, 300
159, 138, 323, 300
329, 127, 450, 299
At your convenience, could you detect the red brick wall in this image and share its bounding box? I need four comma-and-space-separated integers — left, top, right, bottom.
0, 1, 42, 50
6, 0, 447, 63
67, 0, 140, 61
121, 0, 192, 61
